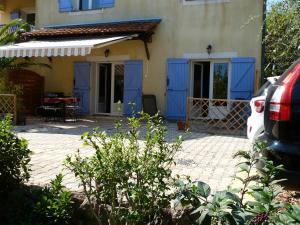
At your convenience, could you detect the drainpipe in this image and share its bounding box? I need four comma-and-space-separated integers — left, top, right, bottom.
260, 0, 267, 86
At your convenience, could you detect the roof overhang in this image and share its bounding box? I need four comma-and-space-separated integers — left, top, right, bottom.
21, 18, 161, 42
0, 35, 135, 58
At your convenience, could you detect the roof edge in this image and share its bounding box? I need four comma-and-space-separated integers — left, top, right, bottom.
44, 18, 162, 29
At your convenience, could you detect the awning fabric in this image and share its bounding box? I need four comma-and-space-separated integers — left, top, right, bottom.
0, 36, 133, 58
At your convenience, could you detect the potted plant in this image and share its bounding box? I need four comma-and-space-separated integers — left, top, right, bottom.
177, 120, 185, 131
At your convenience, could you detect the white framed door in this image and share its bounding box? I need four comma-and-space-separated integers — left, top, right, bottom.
95, 62, 124, 115
209, 60, 231, 119
110, 63, 124, 115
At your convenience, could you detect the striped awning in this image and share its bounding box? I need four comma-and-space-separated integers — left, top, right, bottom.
0, 35, 134, 58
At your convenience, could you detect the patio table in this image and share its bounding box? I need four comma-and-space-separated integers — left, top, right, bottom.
43, 97, 79, 122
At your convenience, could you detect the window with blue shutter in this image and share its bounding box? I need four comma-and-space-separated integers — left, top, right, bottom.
10, 10, 20, 19
59, 0, 115, 11
230, 57, 255, 100
124, 60, 143, 116
166, 59, 190, 120
58, 0, 73, 12
92, 0, 115, 9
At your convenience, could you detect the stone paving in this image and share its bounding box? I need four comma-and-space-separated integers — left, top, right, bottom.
16, 117, 250, 193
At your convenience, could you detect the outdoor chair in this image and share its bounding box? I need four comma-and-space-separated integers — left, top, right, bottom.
64, 98, 80, 122
142, 94, 158, 116
41, 101, 64, 122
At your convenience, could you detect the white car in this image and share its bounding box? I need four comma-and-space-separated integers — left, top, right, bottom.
247, 76, 279, 142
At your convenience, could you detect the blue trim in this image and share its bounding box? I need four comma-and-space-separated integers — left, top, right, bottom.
44, 18, 162, 29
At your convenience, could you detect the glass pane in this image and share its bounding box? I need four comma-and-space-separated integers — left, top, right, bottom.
114, 65, 124, 103
213, 63, 229, 99
26, 13, 35, 26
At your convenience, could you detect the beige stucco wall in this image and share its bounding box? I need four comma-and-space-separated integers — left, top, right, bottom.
31, 0, 263, 114
0, 0, 35, 24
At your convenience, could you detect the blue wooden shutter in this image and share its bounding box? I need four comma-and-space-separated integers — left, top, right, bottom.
230, 57, 255, 100
124, 60, 143, 116
166, 59, 189, 120
74, 62, 91, 115
58, 0, 73, 12
10, 10, 20, 19
93, 0, 115, 9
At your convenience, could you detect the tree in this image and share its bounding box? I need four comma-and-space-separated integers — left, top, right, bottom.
264, 0, 300, 77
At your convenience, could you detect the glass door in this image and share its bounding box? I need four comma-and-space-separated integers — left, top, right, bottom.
111, 63, 125, 115
97, 63, 111, 114
209, 61, 230, 119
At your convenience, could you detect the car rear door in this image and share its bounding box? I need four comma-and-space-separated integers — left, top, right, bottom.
264, 59, 300, 143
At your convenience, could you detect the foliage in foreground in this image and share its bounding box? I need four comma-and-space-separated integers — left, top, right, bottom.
34, 174, 74, 225
1, 114, 300, 225
0, 115, 31, 192
173, 142, 300, 225
66, 113, 183, 225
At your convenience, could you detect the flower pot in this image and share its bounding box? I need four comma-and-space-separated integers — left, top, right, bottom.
177, 121, 185, 131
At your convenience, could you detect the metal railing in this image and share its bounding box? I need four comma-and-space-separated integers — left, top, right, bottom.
0, 24, 35, 34
0, 94, 17, 124
186, 97, 251, 136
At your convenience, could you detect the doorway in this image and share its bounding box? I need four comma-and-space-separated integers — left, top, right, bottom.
96, 63, 124, 115
98, 64, 111, 113
191, 62, 210, 99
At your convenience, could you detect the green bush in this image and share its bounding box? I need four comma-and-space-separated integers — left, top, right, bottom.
173, 142, 300, 225
34, 174, 74, 225
0, 115, 31, 192
66, 113, 182, 225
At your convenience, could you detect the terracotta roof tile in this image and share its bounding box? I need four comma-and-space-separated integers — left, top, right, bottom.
22, 20, 161, 40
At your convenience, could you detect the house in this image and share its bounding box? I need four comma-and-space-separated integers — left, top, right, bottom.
0, 0, 264, 120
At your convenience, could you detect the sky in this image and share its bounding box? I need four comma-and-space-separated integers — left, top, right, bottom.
267, 0, 281, 10
268, 0, 282, 5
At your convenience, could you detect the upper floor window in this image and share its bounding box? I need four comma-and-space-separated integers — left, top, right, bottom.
10, 8, 36, 26
58, 0, 115, 12
183, 0, 230, 5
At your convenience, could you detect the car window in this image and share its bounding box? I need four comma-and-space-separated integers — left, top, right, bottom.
255, 81, 271, 96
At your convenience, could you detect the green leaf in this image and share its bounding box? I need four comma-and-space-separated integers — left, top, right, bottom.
196, 181, 211, 198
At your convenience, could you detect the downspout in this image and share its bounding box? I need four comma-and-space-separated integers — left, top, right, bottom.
260, 0, 267, 86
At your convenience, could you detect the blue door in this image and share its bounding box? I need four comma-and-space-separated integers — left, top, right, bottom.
74, 62, 91, 115
230, 58, 255, 100
124, 60, 143, 116
166, 59, 189, 120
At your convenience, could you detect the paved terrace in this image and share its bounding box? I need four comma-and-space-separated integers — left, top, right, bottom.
16, 117, 250, 193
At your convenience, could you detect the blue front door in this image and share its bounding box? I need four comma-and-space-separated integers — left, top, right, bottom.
74, 62, 91, 115
166, 59, 189, 120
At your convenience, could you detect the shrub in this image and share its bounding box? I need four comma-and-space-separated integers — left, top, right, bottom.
34, 173, 74, 225
0, 115, 31, 192
66, 113, 183, 225
173, 142, 300, 225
